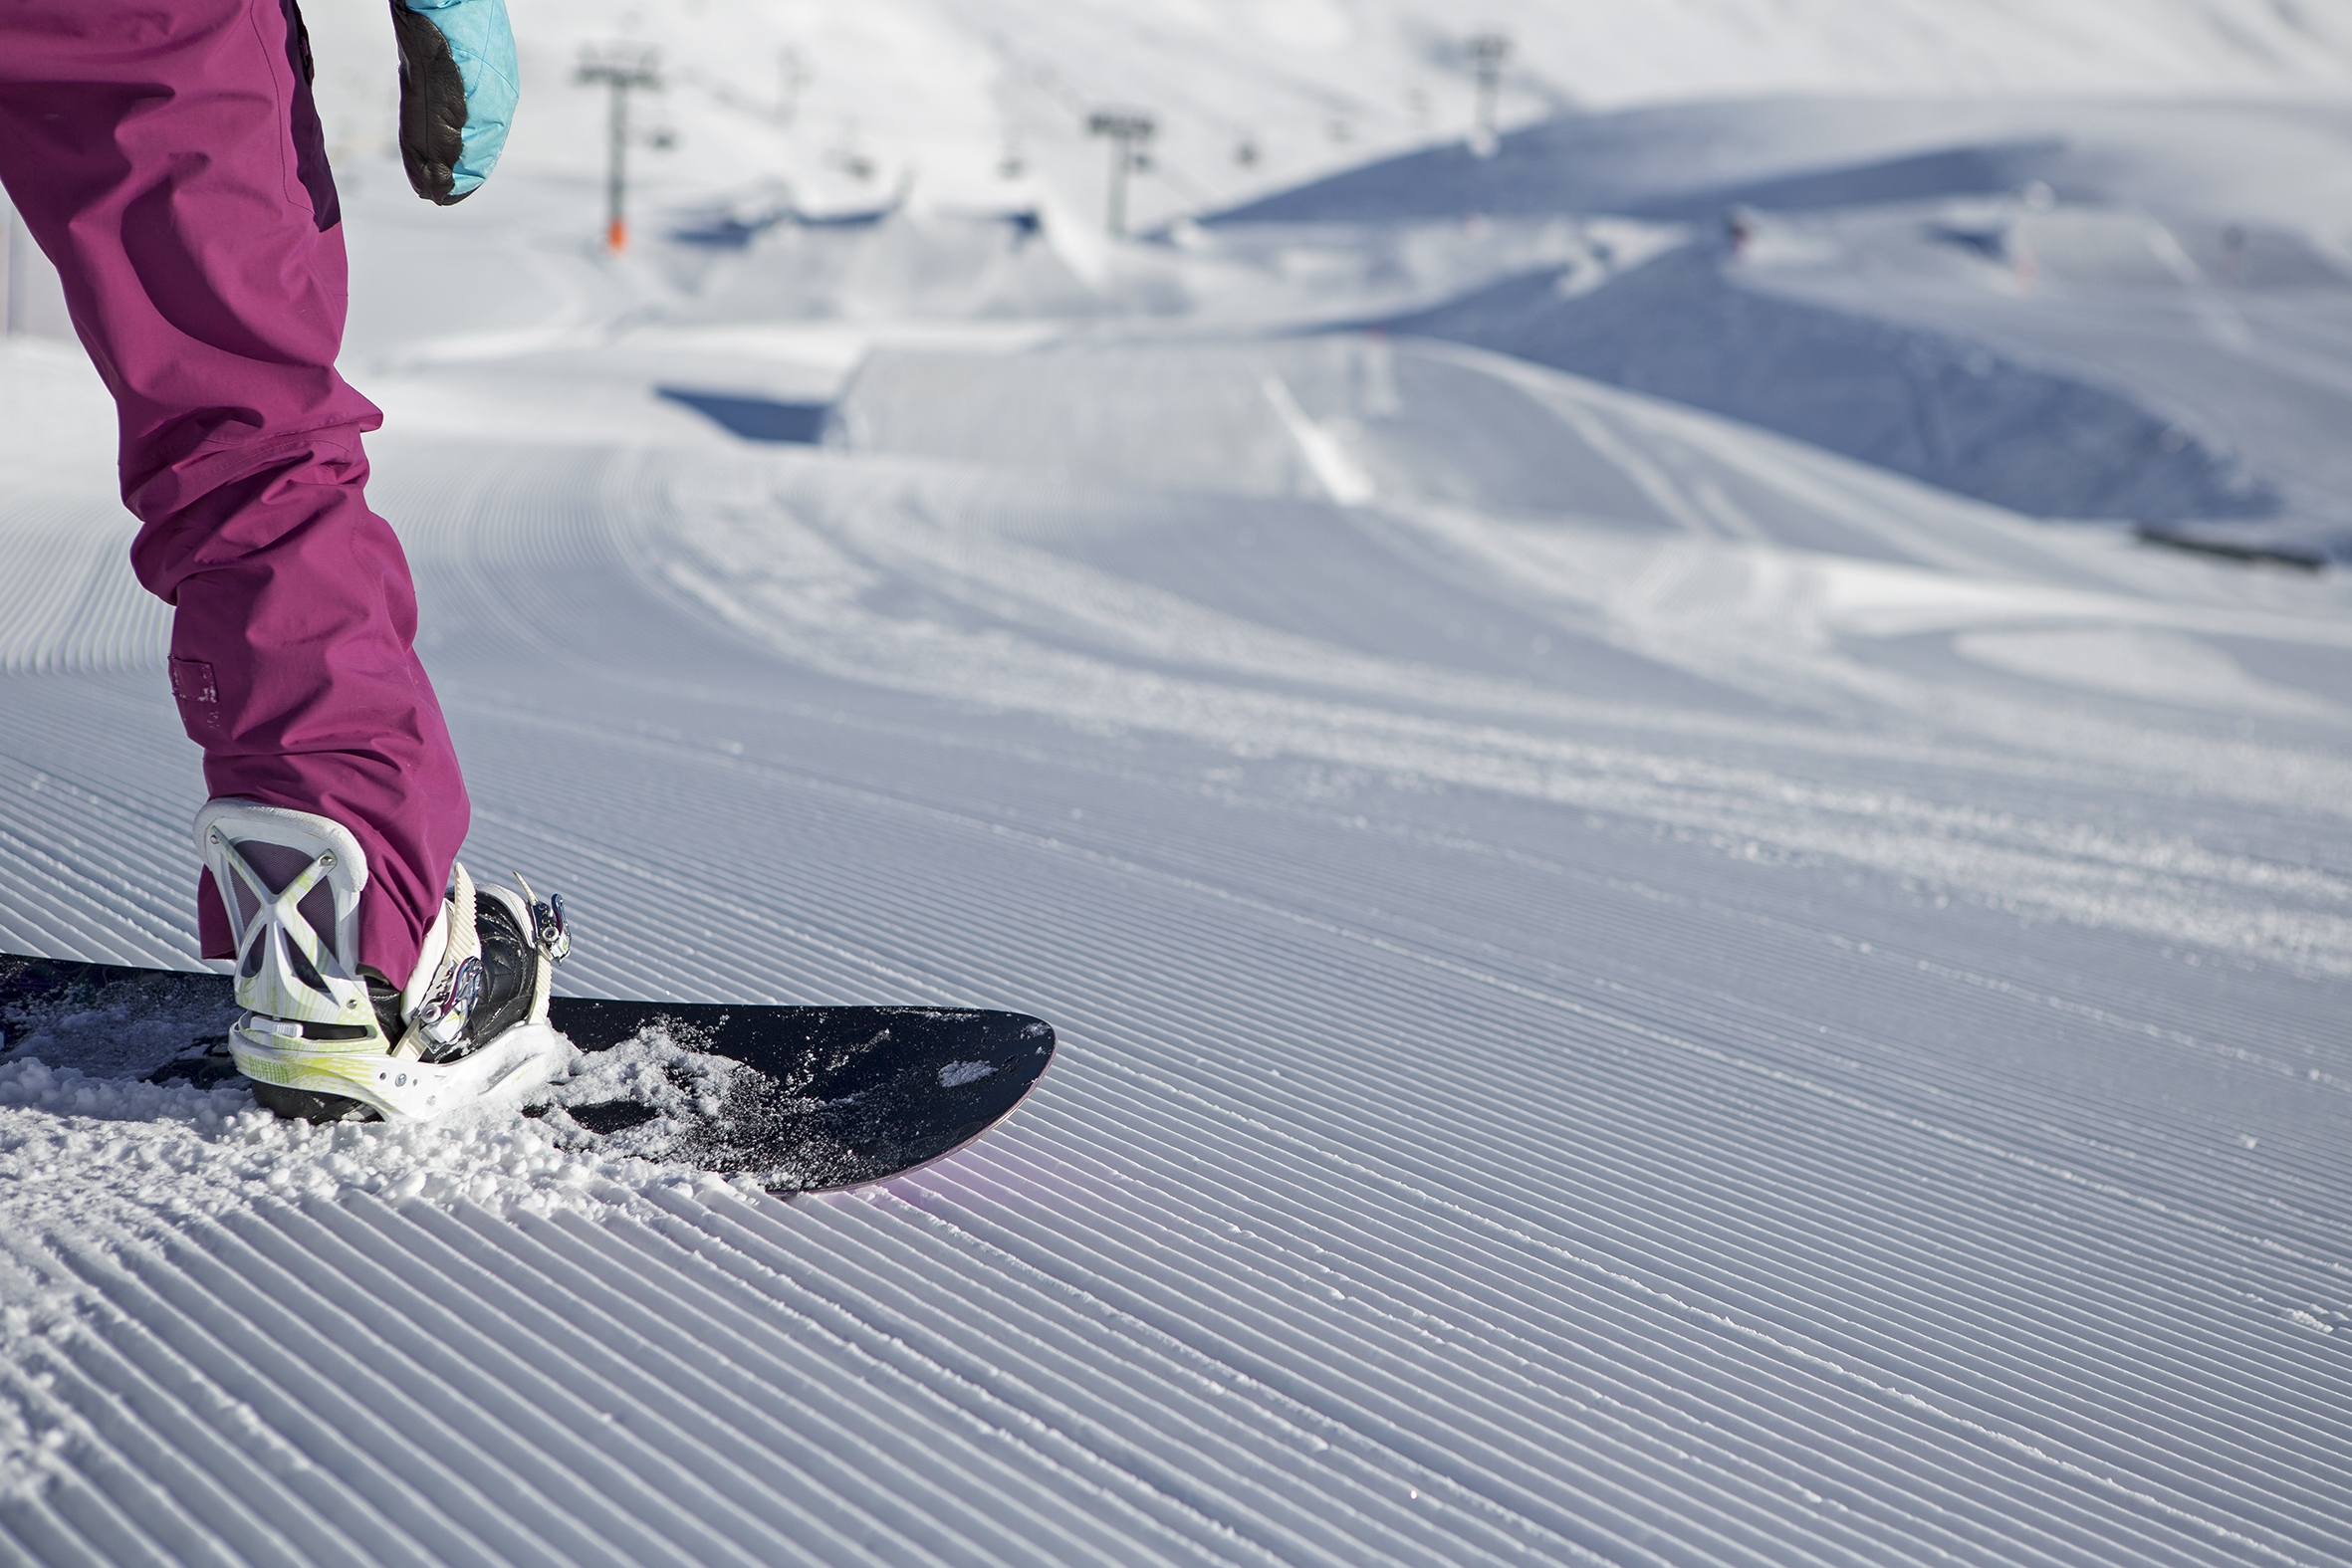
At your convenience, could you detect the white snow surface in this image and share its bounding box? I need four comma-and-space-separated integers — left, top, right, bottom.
286, 0, 2352, 236
6, 9, 2352, 1562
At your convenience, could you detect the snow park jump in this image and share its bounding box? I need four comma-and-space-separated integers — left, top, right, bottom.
3, 0, 2352, 1562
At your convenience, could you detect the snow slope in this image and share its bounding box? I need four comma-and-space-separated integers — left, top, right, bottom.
7, 313, 2352, 1562
7, 5, 2352, 1562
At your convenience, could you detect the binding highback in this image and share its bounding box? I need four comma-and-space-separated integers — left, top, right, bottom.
195, 799, 378, 1033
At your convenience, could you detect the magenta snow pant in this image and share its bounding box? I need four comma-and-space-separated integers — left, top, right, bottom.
0, 0, 468, 985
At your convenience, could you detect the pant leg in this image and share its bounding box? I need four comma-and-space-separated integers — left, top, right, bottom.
0, 0, 467, 985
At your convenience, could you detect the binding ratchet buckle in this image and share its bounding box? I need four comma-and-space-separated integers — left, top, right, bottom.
515, 874, 570, 963
410, 954, 483, 1049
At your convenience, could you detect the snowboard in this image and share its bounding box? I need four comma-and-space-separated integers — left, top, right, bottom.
0, 951, 1054, 1194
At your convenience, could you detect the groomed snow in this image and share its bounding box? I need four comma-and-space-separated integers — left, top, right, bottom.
5, 7, 2352, 1563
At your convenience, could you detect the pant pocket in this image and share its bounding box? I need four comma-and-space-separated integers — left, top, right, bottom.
170, 656, 223, 736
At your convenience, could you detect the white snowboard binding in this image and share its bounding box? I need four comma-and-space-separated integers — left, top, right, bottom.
196, 798, 575, 1123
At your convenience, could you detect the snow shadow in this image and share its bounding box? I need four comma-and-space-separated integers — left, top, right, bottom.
655, 387, 835, 444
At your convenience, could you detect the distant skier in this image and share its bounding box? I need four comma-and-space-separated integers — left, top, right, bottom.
0, 0, 572, 1120
1724, 205, 1758, 260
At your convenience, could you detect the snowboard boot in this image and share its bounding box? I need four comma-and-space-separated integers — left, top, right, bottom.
196, 798, 576, 1122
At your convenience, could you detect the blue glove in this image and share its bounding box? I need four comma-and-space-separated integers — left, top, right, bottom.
390, 0, 519, 204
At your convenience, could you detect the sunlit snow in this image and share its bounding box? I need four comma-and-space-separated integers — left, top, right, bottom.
4, 1, 2351, 1561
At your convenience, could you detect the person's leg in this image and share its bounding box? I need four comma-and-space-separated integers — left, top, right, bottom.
0, 0, 467, 985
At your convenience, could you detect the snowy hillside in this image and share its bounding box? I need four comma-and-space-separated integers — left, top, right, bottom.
283, 0, 2352, 232
8, 0, 2352, 1562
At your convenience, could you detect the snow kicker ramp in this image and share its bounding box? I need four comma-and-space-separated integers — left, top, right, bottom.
1384, 244, 2281, 526
1205, 98, 2352, 544
4, 349, 2352, 1564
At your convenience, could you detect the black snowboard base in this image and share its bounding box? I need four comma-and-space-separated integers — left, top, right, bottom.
0, 953, 1054, 1193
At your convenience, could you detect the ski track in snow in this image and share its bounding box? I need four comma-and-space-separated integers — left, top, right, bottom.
7, 88, 2352, 1568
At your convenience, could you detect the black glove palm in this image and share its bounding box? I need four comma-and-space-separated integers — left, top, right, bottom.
391, 0, 517, 205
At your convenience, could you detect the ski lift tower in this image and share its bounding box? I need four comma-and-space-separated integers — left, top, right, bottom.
1086, 110, 1157, 238
577, 46, 663, 252
1467, 32, 1511, 150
